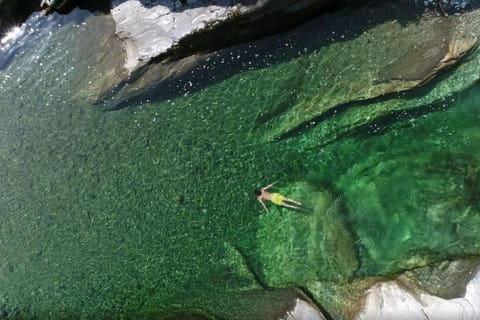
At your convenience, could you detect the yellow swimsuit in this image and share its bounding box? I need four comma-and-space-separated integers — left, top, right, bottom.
271, 193, 285, 206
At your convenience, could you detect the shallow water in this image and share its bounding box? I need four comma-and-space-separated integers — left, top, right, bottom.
0, 6, 480, 319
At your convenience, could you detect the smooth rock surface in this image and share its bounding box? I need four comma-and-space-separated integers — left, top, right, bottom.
257, 3, 478, 142
111, 0, 232, 71
111, 0, 335, 71
281, 298, 327, 320
285, 7, 480, 150
405, 257, 480, 299
356, 267, 480, 320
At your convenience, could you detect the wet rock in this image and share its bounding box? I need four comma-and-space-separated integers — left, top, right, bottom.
280, 298, 327, 320
334, 148, 480, 276
356, 266, 480, 320
305, 260, 480, 320
306, 278, 378, 320
423, 0, 472, 11
111, 0, 336, 72
256, 182, 358, 286
403, 257, 480, 299
67, 13, 129, 103
256, 3, 479, 143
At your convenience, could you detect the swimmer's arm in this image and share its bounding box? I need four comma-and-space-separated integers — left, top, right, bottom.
258, 198, 269, 212
262, 181, 277, 190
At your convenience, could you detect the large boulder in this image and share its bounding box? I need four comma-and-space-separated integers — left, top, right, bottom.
253, 2, 479, 144
111, 0, 337, 71
356, 263, 480, 320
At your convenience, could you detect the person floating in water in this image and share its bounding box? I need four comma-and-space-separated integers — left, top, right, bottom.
254, 182, 302, 212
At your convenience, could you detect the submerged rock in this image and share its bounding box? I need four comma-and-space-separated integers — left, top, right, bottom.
256, 2, 479, 143
256, 182, 358, 286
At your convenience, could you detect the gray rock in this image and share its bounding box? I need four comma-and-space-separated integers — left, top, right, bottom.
356, 266, 480, 320
254, 3, 480, 145
110, 0, 336, 72
281, 298, 327, 320
403, 257, 480, 299
422, 0, 473, 10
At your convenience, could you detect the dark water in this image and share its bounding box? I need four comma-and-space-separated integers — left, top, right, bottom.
0, 7, 479, 320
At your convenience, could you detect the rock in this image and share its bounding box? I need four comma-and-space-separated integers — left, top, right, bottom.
255, 2, 478, 143
356, 266, 480, 320
403, 256, 480, 299
40, 0, 64, 12
423, 0, 472, 11
110, 0, 336, 72
256, 182, 358, 286
280, 298, 327, 320
305, 260, 480, 320
67, 13, 129, 103
306, 278, 379, 320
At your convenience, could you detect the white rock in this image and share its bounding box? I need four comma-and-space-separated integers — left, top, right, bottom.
280, 298, 327, 320
111, 0, 241, 71
356, 269, 480, 320
110, 0, 334, 72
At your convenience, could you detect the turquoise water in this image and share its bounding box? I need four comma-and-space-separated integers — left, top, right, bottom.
0, 7, 480, 320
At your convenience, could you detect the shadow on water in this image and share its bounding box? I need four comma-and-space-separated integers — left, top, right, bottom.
106, 0, 434, 110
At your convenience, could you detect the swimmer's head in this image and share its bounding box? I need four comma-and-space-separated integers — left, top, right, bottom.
254, 189, 261, 196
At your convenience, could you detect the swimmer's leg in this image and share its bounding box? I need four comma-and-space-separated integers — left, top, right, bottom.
282, 202, 301, 210
284, 197, 301, 206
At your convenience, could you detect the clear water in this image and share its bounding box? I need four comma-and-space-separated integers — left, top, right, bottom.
0, 7, 479, 320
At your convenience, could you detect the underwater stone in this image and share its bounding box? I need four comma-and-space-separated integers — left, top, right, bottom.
256, 182, 358, 286
257, 3, 479, 143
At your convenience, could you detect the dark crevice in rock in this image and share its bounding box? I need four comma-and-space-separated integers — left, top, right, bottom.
41, 0, 111, 14
298, 288, 335, 320
152, 0, 339, 64
158, 0, 422, 64
104, 0, 427, 110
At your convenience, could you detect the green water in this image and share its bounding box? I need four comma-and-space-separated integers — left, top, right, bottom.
1, 8, 480, 320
